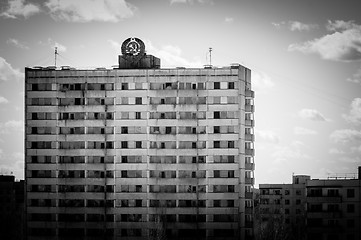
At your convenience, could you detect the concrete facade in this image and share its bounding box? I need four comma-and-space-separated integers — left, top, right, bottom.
257, 175, 310, 239
306, 177, 361, 240
257, 169, 361, 240
25, 60, 255, 239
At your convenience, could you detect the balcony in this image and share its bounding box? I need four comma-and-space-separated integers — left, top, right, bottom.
245, 120, 255, 127
245, 133, 255, 141
245, 90, 255, 98
245, 105, 255, 112
245, 163, 255, 171
245, 149, 255, 156
307, 196, 342, 203
245, 192, 253, 199
245, 177, 255, 185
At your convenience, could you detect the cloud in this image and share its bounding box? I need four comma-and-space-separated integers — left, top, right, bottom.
251, 70, 274, 94
298, 109, 328, 121
0, 120, 24, 134
288, 20, 361, 62
108, 39, 121, 52
45, 0, 136, 22
0, 96, 9, 104
255, 129, 280, 144
294, 126, 317, 135
6, 38, 29, 49
0, 57, 23, 81
330, 129, 361, 143
40, 38, 67, 52
272, 21, 318, 31
289, 21, 318, 31
225, 17, 234, 23
0, 0, 40, 19
329, 148, 345, 154
347, 67, 361, 84
272, 143, 311, 164
170, 0, 213, 4
0, 151, 24, 180
343, 98, 361, 125
144, 40, 202, 68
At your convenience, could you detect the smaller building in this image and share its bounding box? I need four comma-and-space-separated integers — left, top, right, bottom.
256, 167, 361, 240
256, 175, 309, 240
0, 175, 25, 240
306, 169, 361, 240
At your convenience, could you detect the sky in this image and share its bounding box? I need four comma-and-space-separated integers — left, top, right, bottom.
0, 0, 361, 186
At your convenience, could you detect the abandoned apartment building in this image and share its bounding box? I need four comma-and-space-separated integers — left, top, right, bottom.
25, 38, 255, 240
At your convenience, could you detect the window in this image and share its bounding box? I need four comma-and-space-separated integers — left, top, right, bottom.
135, 141, 142, 148
166, 127, 172, 134
347, 204, 355, 213
214, 141, 220, 148
135, 97, 142, 105
347, 189, 355, 198
228, 141, 235, 148
121, 127, 128, 134
135, 112, 141, 119
214, 111, 220, 119
228, 82, 235, 89
121, 83, 128, 90
214, 82, 220, 89
121, 141, 128, 149
214, 126, 220, 133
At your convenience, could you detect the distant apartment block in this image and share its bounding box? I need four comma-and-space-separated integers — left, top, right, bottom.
257, 167, 361, 240
25, 38, 255, 240
0, 175, 25, 240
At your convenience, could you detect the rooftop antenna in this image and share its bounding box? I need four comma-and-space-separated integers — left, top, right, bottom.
54, 47, 58, 67
209, 47, 212, 66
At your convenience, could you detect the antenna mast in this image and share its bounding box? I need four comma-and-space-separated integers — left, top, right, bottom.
209, 47, 212, 66
54, 47, 58, 67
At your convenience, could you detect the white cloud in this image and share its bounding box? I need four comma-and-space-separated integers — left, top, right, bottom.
289, 21, 318, 31
0, 120, 24, 134
329, 148, 345, 154
6, 38, 29, 49
343, 98, 361, 125
288, 20, 361, 62
272, 21, 318, 31
108, 39, 121, 52
294, 126, 317, 135
144, 40, 202, 68
0, 57, 23, 81
255, 129, 280, 144
45, 0, 136, 22
272, 143, 310, 164
251, 70, 274, 94
347, 67, 361, 84
330, 129, 361, 143
298, 108, 328, 121
0, 0, 40, 19
0, 151, 24, 180
225, 17, 234, 23
0, 96, 9, 104
42, 38, 67, 52
170, 0, 213, 4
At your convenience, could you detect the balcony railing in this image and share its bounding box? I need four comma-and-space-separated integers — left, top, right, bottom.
245, 133, 255, 141
245, 149, 255, 156
245, 177, 255, 185
245, 120, 255, 127
245, 90, 255, 98
245, 163, 255, 171
245, 105, 255, 112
